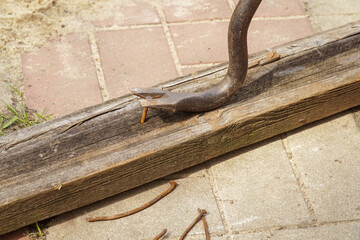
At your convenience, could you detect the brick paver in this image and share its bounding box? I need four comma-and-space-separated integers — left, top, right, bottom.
169, 22, 229, 65
306, 0, 360, 15
304, 0, 360, 32
87, 0, 160, 27
22, 33, 103, 117
96, 27, 178, 99
22, 0, 315, 117
169, 18, 313, 66
314, 15, 360, 31
236, 0, 307, 17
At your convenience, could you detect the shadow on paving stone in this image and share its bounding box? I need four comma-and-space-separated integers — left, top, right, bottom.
208, 135, 280, 168
285, 110, 351, 137
162, 162, 208, 180
351, 106, 360, 130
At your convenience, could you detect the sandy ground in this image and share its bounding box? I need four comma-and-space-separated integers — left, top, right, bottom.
0, 0, 157, 115
0, 0, 163, 137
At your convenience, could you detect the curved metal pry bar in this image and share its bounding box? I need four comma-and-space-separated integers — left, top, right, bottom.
130, 0, 262, 113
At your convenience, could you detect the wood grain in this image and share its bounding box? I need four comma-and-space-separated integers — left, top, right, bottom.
0, 21, 360, 235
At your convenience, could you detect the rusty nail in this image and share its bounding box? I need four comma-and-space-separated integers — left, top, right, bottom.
141, 107, 148, 124
198, 208, 210, 240
179, 209, 207, 240
86, 181, 177, 222
130, 0, 262, 113
153, 228, 167, 240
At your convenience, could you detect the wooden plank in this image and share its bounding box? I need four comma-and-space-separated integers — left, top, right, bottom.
1, 20, 360, 235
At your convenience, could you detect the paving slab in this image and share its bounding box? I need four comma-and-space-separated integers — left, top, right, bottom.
284, 112, 360, 222
304, 0, 360, 15
96, 27, 178, 99
181, 235, 229, 240
163, 0, 232, 22
302, 0, 360, 32
248, 18, 314, 53
232, 221, 360, 240
236, 0, 307, 17
209, 138, 311, 232
22, 33, 103, 117
46, 178, 225, 240
313, 14, 360, 31
169, 17, 313, 65
353, 106, 360, 130
82, 0, 160, 27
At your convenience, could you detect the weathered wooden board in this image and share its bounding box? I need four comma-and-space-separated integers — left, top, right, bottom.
1, 21, 360, 235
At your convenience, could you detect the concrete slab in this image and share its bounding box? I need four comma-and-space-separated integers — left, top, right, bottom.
305, 0, 360, 15
301, 0, 360, 32
284, 112, 360, 222
163, 0, 233, 22
184, 235, 229, 240
315, 14, 360, 31
46, 178, 225, 240
353, 106, 360, 130
163, 162, 209, 180
232, 221, 360, 240
96, 27, 179, 99
209, 138, 311, 231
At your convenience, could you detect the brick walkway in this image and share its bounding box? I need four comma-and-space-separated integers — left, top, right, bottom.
1, 0, 360, 239
21, 0, 313, 117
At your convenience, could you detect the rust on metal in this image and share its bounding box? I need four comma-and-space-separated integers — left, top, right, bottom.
141, 107, 148, 124
198, 208, 210, 240
86, 181, 177, 222
179, 209, 207, 240
130, 0, 262, 113
153, 229, 167, 240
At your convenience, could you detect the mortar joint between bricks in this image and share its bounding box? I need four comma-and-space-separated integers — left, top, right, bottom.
280, 134, 318, 223
227, 0, 236, 10
299, 0, 322, 32
204, 161, 232, 236
87, 31, 110, 102
155, 3, 183, 77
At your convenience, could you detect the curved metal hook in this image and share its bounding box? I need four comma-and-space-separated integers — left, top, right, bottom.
130, 0, 262, 113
